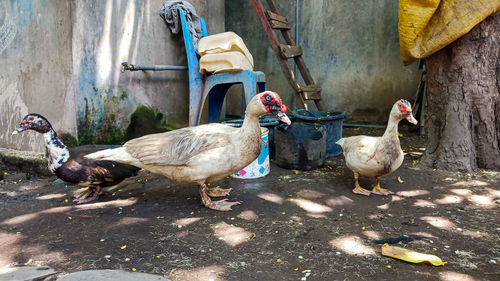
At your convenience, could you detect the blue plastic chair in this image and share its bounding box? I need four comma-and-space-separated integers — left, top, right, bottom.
178, 9, 266, 126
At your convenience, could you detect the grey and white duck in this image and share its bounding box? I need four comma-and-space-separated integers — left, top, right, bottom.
13, 114, 141, 203
336, 99, 418, 196
85, 91, 291, 211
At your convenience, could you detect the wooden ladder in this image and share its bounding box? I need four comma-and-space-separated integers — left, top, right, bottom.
251, 0, 325, 111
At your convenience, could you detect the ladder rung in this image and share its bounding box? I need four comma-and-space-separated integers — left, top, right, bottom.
300, 85, 322, 100
270, 19, 290, 30
265, 10, 288, 24
301, 92, 322, 100
279, 44, 302, 59
300, 84, 321, 92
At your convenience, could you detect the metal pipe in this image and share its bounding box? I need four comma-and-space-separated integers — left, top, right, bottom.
121, 62, 187, 72
343, 123, 386, 129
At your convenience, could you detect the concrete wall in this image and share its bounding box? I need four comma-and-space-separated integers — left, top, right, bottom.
225, 0, 421, 123
0, 0, 74, 152
0, 0, 224, 152
73, 0, 224, 144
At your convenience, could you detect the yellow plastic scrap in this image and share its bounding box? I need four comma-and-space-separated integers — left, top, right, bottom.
398, 0, 500, 65
381, 243, 447, 266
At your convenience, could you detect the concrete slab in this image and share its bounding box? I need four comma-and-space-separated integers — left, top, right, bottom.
57, 270, 170, 281
0, 148, 51, 176
0, 266, 56, 281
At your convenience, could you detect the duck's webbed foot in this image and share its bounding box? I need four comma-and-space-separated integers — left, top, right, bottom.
206, 186, 233, 197
199, 184, 240, 211
353, 185, 371, 196
73, 186, 102, 204
74, 187, 93, 199
352, 172, 371, 196
371, 177, 393, 196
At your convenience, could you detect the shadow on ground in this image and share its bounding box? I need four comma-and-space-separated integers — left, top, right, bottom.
0, 127, 499, 280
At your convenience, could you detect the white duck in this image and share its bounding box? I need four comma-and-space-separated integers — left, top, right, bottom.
85, 91, 291, 211
336, 99, 417, 196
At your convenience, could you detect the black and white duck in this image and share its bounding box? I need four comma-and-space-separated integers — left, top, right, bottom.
13, 114, 141, 203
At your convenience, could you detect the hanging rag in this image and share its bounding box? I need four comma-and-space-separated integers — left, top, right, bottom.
160, 0, 202, 52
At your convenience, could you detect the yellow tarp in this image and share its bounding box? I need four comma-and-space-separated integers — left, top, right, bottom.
399, 0, 500, 65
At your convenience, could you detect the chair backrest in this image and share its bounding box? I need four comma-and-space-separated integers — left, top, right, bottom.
178, 8, 209, 126
178, 9, 208, 82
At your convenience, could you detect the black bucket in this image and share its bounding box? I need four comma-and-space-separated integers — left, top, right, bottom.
223, 115, 280, 160
293, 110, 348, 157
274, 122, 326, 170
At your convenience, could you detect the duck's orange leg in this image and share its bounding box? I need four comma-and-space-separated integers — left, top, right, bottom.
371, 177, 393, 196
206, 186, 233, 197
352, 172, 371, 196
73, 186, 102, 204
199, 183, 241, 211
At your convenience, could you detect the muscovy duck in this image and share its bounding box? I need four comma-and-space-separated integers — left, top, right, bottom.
13, 114, 140, 203
336, 99, 418, 196
85, 91, 291, 211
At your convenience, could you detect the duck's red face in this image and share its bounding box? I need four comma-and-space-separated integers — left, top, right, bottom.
260, 92, 291, 125
397, 99, 418, 125
13, 114, 52, 134
397, 100, 412, 115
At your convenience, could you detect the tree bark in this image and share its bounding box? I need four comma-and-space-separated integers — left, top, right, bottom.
421, 13, 500, 172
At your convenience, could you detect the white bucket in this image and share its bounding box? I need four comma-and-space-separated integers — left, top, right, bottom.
232, 127, 270, 179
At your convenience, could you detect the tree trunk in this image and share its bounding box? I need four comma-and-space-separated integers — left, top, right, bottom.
421, 13, 500, 172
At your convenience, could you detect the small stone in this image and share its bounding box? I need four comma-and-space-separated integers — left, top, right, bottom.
104, 255, 111, 259
298, 255, 303, 259
490, 259, 497, 264
125, 258, 130, 262
336, 251, 341, 255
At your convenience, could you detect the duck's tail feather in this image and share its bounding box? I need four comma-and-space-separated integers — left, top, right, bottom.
336, 138, 346, 147
85, 147, 140, 166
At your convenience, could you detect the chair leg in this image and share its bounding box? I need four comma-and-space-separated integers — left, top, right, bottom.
207, 84, 232, 123
258, 82, 266, 92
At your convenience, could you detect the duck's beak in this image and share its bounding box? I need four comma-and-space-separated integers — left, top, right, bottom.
275, 111, 291, 125
405, 112, 418, 125
12, 125, 26, 135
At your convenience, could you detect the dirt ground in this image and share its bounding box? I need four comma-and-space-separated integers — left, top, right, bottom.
0, 127, 499, 281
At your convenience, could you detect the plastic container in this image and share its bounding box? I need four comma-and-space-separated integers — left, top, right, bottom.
293, 110, 348, 157
231, 127, 270, 179
198, 31, 254, 66
274, 122, 326, 170
223, 115, 280, 160
199, 51, 253, 74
